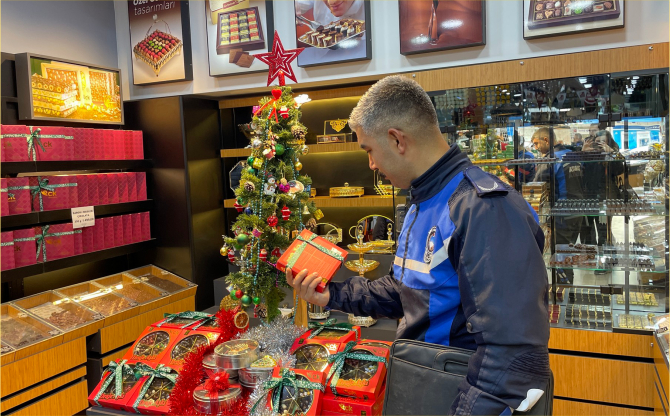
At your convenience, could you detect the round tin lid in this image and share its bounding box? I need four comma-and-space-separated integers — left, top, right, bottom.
214, 339, 259, 357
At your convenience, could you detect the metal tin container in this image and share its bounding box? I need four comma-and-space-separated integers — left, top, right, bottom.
213, 339, 259, 369
239, 367, 273, 389
193, 383, 242, 415
202, 353, 239, 381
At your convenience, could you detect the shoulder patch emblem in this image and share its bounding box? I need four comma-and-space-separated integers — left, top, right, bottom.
464, 166, 509, 197
424, 226, 437, 264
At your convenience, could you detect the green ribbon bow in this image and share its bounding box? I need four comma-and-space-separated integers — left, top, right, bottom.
250, 368, 324, 415
326, 341, 387, 396
307, 318, 356, 339
132, 362, 178, 413
157, 311, 216, 329
93, 359, 136, 406
286, 232, 345, 270
29, 177, 77, 212
35, 225, 78, 262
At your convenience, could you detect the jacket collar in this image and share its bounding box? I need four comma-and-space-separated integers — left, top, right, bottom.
409, 145, 472, 204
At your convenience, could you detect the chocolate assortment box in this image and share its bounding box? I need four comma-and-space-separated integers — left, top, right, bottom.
528, 0, 621, 29
216, 7, 265, 55
299, 19, 365, 49
133, 29, 184, 76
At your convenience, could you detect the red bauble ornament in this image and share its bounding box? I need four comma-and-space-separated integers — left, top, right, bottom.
233, 202, 244, 213
271, 247, 282, 258
235, 289, 244, 299
267, 214, 279, 227
259, 248, 268, 261
254, 31, 304, 87
279, 106, 289, 119
281, 206, 291, 220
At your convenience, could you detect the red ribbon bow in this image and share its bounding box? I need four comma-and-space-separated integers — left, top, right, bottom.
204, 371, 231, 400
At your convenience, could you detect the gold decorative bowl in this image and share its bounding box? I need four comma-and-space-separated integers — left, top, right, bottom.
345, 259, 380, 274
330, 183, 364, 198
348, 314, 377, 327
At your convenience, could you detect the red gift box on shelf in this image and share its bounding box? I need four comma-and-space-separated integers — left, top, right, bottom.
324, 341, 389, 400
137, 172, 147, 200
133, 131, 144, 159
1, 125, 30, 161
87, 174, 100, 206
82, 225, 95, 253
13, 228, 37, 268
91, 129, 103, 160
102, 130, 115, 160
122, 215, 133, 245
122, 326, 182, 364
34, 223, 76, 262
113, 130, 126, 159
98, 174, 110, 205
107, 174, 120, 204
29, 176, 77, 211
72, 127, 86, 160
159, 328, 221, 369
124, 131, 133, 160
74, 229, 84, 255
88, 359, 143, 411
277, 229, 348, 293
113, 216, 124, 246
1, 232, 15, 270
131, 214, 142, 243
1, 178, 8, 217
260, 368, 326, 416
7, 177, 32, 215
140, 212, 151, 241
117, 173, 128, 203
67, 176, 79, 209
75, 175, 90, 207
93, 221, 106, 251
322, 384, 386, 416
34, 126, 75, 161
102, 218, 115, 249
127, 172, 138, 202
123, 362, 179, 415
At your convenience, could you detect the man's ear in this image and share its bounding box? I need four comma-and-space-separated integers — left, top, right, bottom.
388, 128, 407, 154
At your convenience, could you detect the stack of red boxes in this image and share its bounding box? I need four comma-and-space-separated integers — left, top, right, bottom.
89, 312, 221, 414
0, 125, 143, 161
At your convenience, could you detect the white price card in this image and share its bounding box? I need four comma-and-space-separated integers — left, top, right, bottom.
71, 206, 95, 229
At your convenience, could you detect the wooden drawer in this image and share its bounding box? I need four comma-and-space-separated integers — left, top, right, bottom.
1, 366, 85, 413
550, 353, 654, 408
6, 380, 88, 416
554, 398, 653, 416
549, 327, 654, 359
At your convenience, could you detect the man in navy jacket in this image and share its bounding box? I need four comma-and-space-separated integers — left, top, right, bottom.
287, 76, 550, 415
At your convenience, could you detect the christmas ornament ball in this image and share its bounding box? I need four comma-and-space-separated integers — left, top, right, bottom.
235, 289, 244, 299
301, 145, 309, 155
241, 295, 252, 306
294, 161, 303, 171
252, 139, 262, 149
230, 291, 238, 300
253, 296, 260, 305
236, 197, 247, 205
244, 207, 254, 215
247, 156, 255, 165
236, 233, 250, 245
246, 166, 257, 175
275, 143, 285, 156
220, 246, 229, 256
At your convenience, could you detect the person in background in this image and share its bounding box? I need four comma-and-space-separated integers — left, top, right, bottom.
514, 130, 536, 184
571, 132, 584, 150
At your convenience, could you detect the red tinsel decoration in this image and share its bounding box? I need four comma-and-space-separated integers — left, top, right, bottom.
168, 308, 248, 415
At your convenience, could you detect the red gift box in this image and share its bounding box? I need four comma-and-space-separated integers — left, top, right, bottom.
74, 229, 83, 255
113, 130, 126, 159
277, 230, 348, 293
72, 128, 86, 160
140, 212, 151, 241
34, 223, 75, 262
126, 173, 138, 202
264, 368, 325, 416
66, 176, 79, 209
98, 174, 110, 205
87, 175, 100, 206
117, 173, 128, 203
291, 322, 361, 354
75, 175, 89, 207
7, 178, 31, 215
82, 128, 95, 160
32, 126, 75, 161
102, 130, 115, 160
13, 228, 36, 268
159, 328, 221, 368
124, 131, 134, 160
133, 131, 144, 159
93, 129, 105, 160
136, 172, 147, 200
107, 174, 120, 204
88, 360, 144, 411
1, 231, 15, 270
1, 178, 8, 217
151, 312, 218, 331
1, 125, 30, 162
123, 363, 179, 415
113, 216, 124, 246
29, 176, 77, 211
131, 214, 142, 243
322, 384, 386, 416
122, 215, 133, 245
82, 225, 95, 253
93, 221, 106, 251
324, 342, 389, 400
102, 218, 115, 249
122, 326, 182, 364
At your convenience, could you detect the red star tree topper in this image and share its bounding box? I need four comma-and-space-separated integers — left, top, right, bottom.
254, 30, 304, 87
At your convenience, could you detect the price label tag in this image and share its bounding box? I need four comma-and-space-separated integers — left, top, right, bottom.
71, 206, 95, 229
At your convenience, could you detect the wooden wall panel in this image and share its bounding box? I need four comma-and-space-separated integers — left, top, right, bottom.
549, 327, 654, 358
1, 366, 85, 413
1, 337, 86, 397
550, 353, 654, 408
219, 84, 372, 109
8, 380, 88, 416
554, 398, 654, 416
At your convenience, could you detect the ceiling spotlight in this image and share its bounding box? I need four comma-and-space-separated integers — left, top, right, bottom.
294, 94, 311, 107
584, 83, 592, 88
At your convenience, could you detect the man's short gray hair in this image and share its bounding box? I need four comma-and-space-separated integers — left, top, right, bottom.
349, 75, 438, 138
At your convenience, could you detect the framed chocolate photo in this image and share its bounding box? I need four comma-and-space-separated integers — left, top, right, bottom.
399, 0, 486, 55
128, 0, 193, 85
294, 0, 372, 67
205, 0, 274, 76
523, 0, 624, 39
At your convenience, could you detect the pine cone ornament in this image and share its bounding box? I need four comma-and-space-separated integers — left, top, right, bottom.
244, 182, 255, 192
291, 125, 306, 141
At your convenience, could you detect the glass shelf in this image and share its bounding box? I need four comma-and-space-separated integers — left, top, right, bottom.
545, 253, 666, 273
466, 157, 665, 166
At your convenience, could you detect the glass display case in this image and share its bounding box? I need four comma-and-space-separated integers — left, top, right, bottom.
11, 290, 104, 333
431, 70, 669, 334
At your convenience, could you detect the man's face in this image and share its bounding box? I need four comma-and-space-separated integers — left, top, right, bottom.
532, 136, 550, 154
589, 127, 599, 137
357, 129, 409, 189
323, 0, 354, 17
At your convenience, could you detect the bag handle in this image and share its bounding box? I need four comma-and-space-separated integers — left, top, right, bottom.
433, 350, 471, 374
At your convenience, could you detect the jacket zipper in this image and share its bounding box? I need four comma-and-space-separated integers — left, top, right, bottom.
400, 186, 419, 283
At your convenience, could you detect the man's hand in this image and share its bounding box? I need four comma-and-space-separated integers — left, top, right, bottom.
286, 269, 330, 307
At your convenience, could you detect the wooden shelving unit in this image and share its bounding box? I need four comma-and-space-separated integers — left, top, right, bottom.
220, 142, 363, 158
224, 195, 404, 209
1, 160, 153, 176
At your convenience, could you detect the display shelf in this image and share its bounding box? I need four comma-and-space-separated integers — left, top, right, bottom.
0, 239, 156, 281
0, 200, 153, 230
220, 142, 363, 158
224, 195, 404, 209
468, 157, 665, 166
0, 159, 153, 175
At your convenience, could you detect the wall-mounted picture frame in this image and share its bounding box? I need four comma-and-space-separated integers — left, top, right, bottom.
399, 0, 486, 55
523, 0, 624, 39
127, 0, 193, 85
205, 0, 275, 76
294, 0, 372, 67
14, 53, 124, 125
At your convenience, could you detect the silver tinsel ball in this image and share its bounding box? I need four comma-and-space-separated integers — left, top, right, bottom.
237, 316, 306, 358
252, 139, 262, 149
